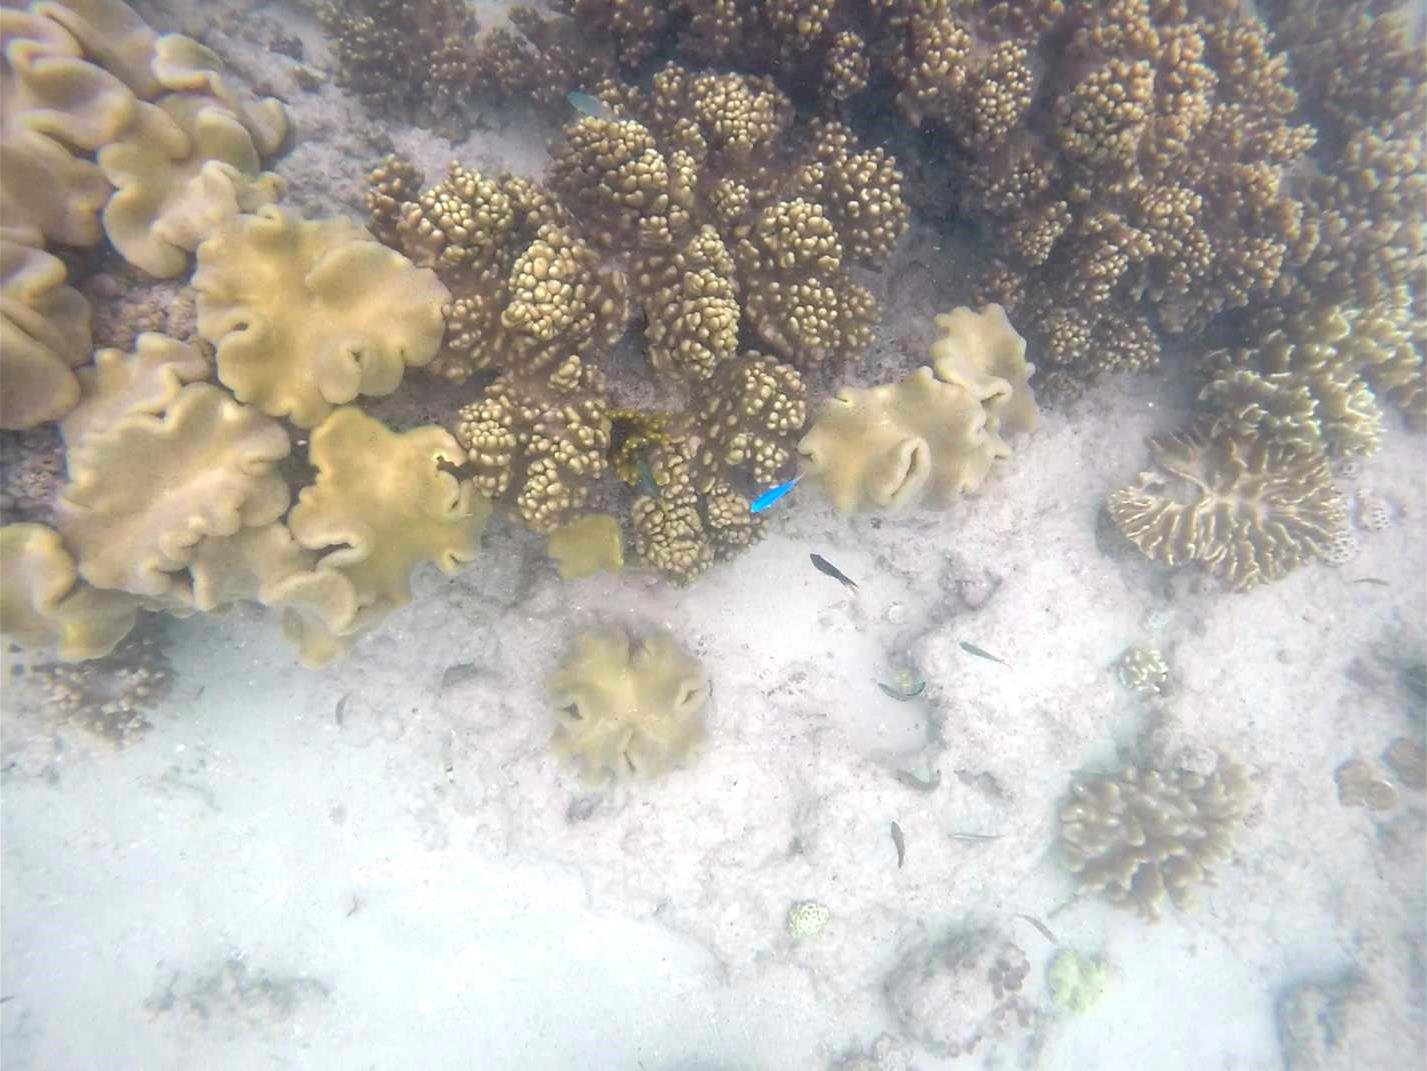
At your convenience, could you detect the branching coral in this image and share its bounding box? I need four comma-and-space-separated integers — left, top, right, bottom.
1059, 753, 1255, 920
696, 352, 807, 485
546, 625, 710, 781
452, 355, 611, 534
1108, 425, 1347, 591
366, 158, 628, 383
0, 237, 91, 429
799, 304, 1036, 513
193, 206, 450, 427
1201, 300, 1426, 457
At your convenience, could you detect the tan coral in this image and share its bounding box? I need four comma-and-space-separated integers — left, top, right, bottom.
32, 0, 160, 98
1059, 753, 1256, 921
61, 332, 209, 450
1107, 425, 1346, 591
0, 522, 140, 660
286, 407, 490, 621
0, 8, 135, 245
0, 237, 91, 429
799, 304, 1037, 513
193, 206, 450, 428
148, 33, 288, 155
547, 514, 624, 579
547, 626, 710, 781
99, 94, 284, 277
56, 382, 291, 600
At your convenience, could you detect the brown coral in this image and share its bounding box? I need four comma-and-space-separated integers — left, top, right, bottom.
1107, 425, 1346, 591
1059, 753, 1255, 920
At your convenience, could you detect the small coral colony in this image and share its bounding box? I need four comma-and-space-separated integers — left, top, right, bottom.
1, 0, 1423, 919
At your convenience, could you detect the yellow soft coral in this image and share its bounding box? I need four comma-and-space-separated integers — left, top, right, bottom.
547, 626, 710, 781
56, 382, 291, 599
0, 237, 91, 429
0, 522, 139, 660
286, 407, 490, 621
798, 304, 1037, 512
193, 206, 450, 428
0, 8, 135, 245
61, 332, 209, 449
99, 94, 284, 277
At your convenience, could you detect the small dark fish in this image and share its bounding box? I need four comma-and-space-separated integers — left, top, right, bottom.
810, 553, 858, 592
567, 89, 614, 119
959, 640, 1009, 667
879, 680, 926, 701
1015, 913, 1057, 944
0, 995, 14, 1004
1349, 577, 1390, 586
334, 693, 349, 727
890, 821, 906, 868
750, 474, 802, 513
947, 831, 1001, 842
894, 769, 941, 793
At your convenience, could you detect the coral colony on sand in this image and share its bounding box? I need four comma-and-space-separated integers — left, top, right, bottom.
0, 9, 1423, 1062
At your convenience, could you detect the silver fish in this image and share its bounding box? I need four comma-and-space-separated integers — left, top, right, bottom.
959, 640, 1009, 667
890, 821, 906, 868
567, 90, 614, 119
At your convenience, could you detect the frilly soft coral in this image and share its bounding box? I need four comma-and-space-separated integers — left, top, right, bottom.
0, 237, 91, 429
286, 407, 490, 626
193, 206, 450, 428
798, 304, 1038, 512
0, 521, 140, 660
99, 93, 284, 277
547, 626, 710, 781
55, 381, 291, 600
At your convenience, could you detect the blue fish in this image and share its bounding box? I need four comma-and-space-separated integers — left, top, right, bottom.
749, 474, 802, 514
567, 90, 613, 119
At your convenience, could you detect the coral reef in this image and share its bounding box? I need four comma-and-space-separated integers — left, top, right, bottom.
0, 521, 141, 660
884, 924, 1037, 1060
1058, 752, 1256, 920
366, 157, 629, 384
194, 206, 450, 428
283, 407, 490, 655
547, 514, 624, 580
1107, 425, 1347, 591
546, 626, 710, 781
0, 237, 91, 429
1, 0, 288, 266
452, 356, 611, 535
799, 304, 1036, 513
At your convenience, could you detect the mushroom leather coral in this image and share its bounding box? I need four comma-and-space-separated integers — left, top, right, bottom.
798, 304, 1037, 513
193, 206, 450, 428
0, 6, 135, 246
0, 522, 140, 660
547, 627, 709, 781
1107, 426, 1346, 591
286, 407, 490, 619
99, 94, 284, 278
0, 237, 91, 429
56, 382, 292, 599
61, 332, 209, 450
547, 514, 624, 579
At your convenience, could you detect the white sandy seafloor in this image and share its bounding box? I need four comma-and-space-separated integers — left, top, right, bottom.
3, 2, 1426, 1068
